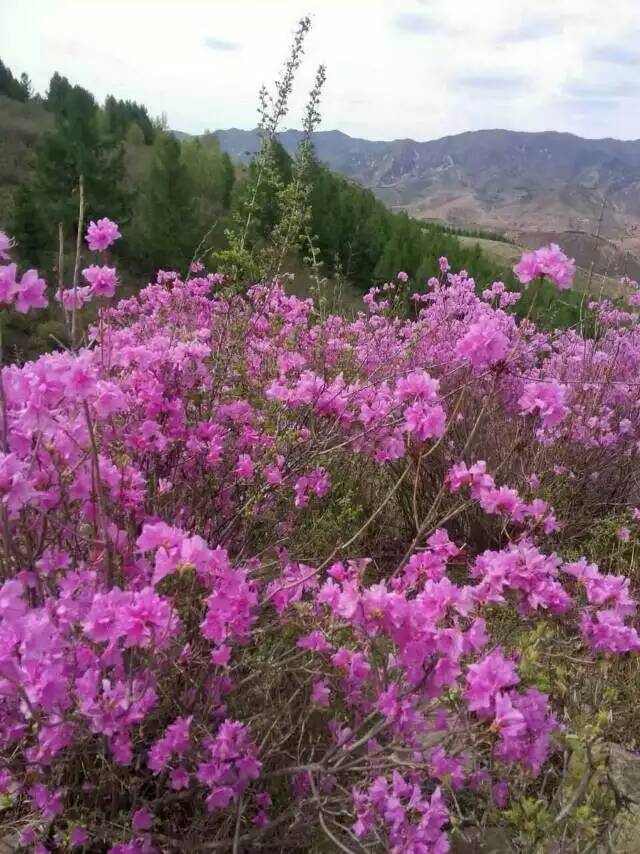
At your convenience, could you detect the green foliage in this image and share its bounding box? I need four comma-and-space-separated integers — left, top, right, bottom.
38, 88, 127, 222
104, 94, 154, 145
180, 137, 235, 227
516, 277, 584, 330
8, 183, 52, 269
7, 73, 131, 269
0, 58, 31, 102
308, 167, 510, 290
127, 135, 197, 272
45, 72, 72, 113
125, 122, 145, 147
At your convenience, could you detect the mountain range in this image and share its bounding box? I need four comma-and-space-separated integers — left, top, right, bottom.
208, 127, 640, 277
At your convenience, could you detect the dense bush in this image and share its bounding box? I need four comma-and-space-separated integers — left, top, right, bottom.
1, 225, 640, 853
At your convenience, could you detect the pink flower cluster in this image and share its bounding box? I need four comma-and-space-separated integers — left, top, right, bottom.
0, 242, 48, 313
0, 230, 639, 851
57, 222, 121, 310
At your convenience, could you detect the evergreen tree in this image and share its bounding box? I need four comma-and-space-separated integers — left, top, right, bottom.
220, 152, 235, 210
0, 58, 28, 101
45, 72, 72, 112
104, 95, 154, 144
33, 92, 128, 232
18, 72, 32, 100
129, 135, 197, 272
8, 184, 52, 269
10, 78, 129, 264
126, 122, 146, 146
179, 138, 236, 250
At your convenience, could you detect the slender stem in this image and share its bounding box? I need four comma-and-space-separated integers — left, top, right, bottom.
0, 313, 12, 579
0, 311, 6, 452
57, 221, 69, 337
71, 175, 85, 350
83, 400, 114, 585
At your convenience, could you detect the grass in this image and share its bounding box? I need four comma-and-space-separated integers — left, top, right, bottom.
457, 234, 521, 266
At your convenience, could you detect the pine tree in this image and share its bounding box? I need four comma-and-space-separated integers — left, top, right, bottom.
34, 83, 129, 231
45, 72, 72, 112
8, 184, 52, 269
129, 135, 197, 272
18, 72, 32, 100
126, 122, 146, 146
0, 58, 28, 101
9, 76, 129, 266
220, 152, 234, 210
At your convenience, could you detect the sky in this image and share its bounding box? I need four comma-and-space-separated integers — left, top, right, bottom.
1, 0, 640, 141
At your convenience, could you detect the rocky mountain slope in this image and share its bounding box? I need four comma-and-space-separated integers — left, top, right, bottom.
213, 127, 640, 277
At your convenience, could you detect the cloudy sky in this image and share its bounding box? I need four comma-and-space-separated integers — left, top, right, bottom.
1, 0, 639, 141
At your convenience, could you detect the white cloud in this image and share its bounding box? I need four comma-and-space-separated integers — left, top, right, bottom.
0, 0, 639, 140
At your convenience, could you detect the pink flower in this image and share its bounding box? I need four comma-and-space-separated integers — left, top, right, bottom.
206, 786, 234, 810
403, 401, 446, 441
519, 380, 568, 428
235, 453, 255, 480
211, 644, 232, 666
0, 263, 18, 305
297, 630, 331, 653
86, 217, 121, 252
170, 768, 190, 790
29, 783, 64, 818
56, 286, 92, 310
396, 370, 440, 403
456, 318, 509, 370
397, 271, 409, 282
0, 230, 14, 260
439, 256, 450, 273
492, 781, 510, 808
311, 678, 330, 707
618, 527, 631, 543
464, 648, 519, 714
148, 717, 192, 774
82, 265, 118, 298
513, 243, 575, 289
0, 578, 27, 620
70, 828, 89, 847
15, 269, 48, 313
132, 808, 153, 833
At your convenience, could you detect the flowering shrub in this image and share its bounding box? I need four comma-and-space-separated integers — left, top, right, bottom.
0, 226, 639, 852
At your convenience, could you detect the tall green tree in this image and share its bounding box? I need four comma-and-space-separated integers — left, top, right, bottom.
8, 184, 52, 269
45, 72, 72, 112
0, 58, 30, 101
181, 138, 234, 221
18, 72, 32, 100
129, 135, 197, 272
104, 95, 154, 145
33, 82, 129, 230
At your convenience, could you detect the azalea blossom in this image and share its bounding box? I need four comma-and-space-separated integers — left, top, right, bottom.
0, 230, 14, 260
85, 217, 121, 252
513, 243, 575, 289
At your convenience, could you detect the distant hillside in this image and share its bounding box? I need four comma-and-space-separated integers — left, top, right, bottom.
206, 127, 640, 279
